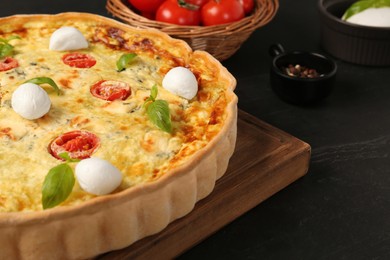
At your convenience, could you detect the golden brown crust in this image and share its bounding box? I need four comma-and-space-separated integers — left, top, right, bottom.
0, 12, 237, 259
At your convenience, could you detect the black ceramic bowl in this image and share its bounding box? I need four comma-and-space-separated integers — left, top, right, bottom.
319, 0, 390, 66
269, 44, 337, 105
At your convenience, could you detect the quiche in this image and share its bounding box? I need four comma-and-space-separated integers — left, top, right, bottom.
0, 13, 237, 259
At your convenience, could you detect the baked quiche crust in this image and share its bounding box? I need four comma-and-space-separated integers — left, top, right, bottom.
0, 13, 237, 259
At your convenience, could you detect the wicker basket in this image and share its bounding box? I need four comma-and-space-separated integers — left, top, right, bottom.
106, 0, 279, 61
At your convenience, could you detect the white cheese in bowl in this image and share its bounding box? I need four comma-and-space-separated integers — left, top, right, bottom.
49, 26, 89, 51
345, 7, 390, 27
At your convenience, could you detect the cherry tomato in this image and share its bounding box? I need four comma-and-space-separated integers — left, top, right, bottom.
62, 53, 96, 68
140, 11, 156, 20
0, 57, 19, 72
90, 80, 131, 101
201, 0, 245, 26
156, 0, 201, 26
186, 0, 209, 7
49, 130, 100, 160
128, 0, 166, 13
239, 0, 255, 14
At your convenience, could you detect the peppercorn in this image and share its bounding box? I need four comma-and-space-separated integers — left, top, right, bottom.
283, 64, 322, 78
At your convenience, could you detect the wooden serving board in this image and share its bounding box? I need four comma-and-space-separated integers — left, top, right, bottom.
98, 110, 311, 259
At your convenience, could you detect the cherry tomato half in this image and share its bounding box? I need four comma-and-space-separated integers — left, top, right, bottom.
239, 0, 255, 14
62, 53, 97, 68
201, 0, 245, 26
90, 80, 131, 101
156, 0, 201, 26
0, 57, 19, 72
128, 0, 166, 13
49, 130, 100, 160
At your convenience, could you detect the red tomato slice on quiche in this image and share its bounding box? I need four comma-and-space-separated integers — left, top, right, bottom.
0, 57, 19, 71
90, 80, 131, 101
62, 53, 96, 68
49, 130, 100, 160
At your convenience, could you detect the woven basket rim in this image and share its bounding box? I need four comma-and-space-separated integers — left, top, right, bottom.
106, 0, 279, 60
106, 0, 279, 37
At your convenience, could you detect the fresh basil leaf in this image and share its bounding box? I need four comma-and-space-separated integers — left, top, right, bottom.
42, 163, 75, 209
58, 152, 81, 163
7, 35, 21, 42
116, 53, 137, 72
25, 77, 61, 95
143, 85, 158, 107
143, 85, 173, 133
0, 43, 13, 58
0, 35, 21, 59
146, 99, 172, 133
150, 84, 158, 100
0, 35, 21, 44
342, 0, 390, 20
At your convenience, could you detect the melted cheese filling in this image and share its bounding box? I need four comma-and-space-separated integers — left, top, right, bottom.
0, 19, 228, 212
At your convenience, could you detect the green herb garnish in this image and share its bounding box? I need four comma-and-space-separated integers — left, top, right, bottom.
58, 152, 81, 163
342, 0, 390, 20
25, 77, 61, 95
41, 153, 80, 209
0, 35, 20, 59
116, 53, 137, 72
144, 85, 172, 133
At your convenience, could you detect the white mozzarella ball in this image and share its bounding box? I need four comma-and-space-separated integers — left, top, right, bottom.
162, 66, 198, 100
346, 7, 390, 27
49, 26, 89, 51
11, 83, 51, 120
75, 158, 122, 196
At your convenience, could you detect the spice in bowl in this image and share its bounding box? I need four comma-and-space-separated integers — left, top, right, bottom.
283, 64, 324, 78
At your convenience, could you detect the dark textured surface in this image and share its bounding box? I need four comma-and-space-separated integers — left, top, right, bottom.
1, 0, 390, 259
